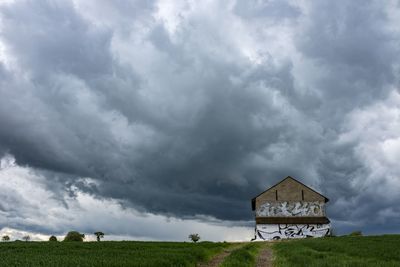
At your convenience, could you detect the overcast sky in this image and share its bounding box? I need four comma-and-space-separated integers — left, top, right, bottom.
0, 0, 400, 241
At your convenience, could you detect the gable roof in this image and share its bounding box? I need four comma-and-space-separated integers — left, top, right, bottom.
251, 176, 329, 210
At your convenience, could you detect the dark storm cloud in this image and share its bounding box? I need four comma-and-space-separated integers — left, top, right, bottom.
0, 0, 399, 236
297, 1, 398, 108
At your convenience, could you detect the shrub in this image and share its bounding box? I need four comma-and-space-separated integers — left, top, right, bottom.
2, 235, 10, 242
188, 233, 200, 243
349, 231, 362, 236
49, 235, 58, 242
63, 231, 85, 242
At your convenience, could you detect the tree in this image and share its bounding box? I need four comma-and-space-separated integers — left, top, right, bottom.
2, 235, 10, 242
22, 235, 30, 242
63, 231, 85, 242
188, 233, 200, 243
94, 232, 105, 242
49, 235, 58, 242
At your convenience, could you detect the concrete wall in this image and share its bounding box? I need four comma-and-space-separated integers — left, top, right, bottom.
255, 223, 330, 241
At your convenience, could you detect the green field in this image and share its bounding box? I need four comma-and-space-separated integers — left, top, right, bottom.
273, 235, 400, 267
221, 243, 261, 267
0, 241, 231, 267
1, 235, 400, 266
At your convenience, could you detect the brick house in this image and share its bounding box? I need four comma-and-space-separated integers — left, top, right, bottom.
251, 176, 331, 240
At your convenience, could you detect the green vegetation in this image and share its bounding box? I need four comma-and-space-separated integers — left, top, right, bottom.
348, 230, 363, 236
94, 232, 105, 242
63, 231, 85, 242
0, 241, 230, 267
221, 243, 261, 267
1, 235, 399, 266
273, 235, 400, 267
49, 235, 58, 242
188, 233, 200, 243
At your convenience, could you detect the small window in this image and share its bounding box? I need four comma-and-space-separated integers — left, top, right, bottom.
301, 190, 304, 200
275, 190, 278, 200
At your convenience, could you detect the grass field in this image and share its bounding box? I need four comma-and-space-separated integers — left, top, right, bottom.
0, 241, 231, 267
1, 235, 400, 266
273, 235, 400, 267
220, 243, 261, 267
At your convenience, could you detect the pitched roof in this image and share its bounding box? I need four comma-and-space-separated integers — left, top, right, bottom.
251, 176, 329, 210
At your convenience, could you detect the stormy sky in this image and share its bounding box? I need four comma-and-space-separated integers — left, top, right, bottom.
0, 0, 400, 241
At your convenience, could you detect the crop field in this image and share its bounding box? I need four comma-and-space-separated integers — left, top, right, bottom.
1, 235, 400, 266
273, 235, 400, 267
220, 243, 261, 267
0, 241, 231, 267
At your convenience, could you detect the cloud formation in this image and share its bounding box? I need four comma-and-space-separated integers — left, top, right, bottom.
0, 0, 399, 238
0, 154, 251, 241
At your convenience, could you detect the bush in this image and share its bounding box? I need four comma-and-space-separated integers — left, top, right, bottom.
49, 235, 58, 242
63, 231, 85, 242
349, 231, 362, 236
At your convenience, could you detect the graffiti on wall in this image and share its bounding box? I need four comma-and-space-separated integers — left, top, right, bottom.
256, 201, 324, 217
255, 223, 330, 240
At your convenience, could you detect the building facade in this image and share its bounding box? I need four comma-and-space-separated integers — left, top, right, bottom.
252, 176, 331, 240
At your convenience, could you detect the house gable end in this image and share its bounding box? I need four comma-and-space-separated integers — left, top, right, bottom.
251, 176, 329, 211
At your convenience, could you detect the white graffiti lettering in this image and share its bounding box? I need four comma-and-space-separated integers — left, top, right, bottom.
256, 201, 324, 217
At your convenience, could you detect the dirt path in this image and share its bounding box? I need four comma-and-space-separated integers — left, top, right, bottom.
197, 244, 245, 267
255, 244, 273, 267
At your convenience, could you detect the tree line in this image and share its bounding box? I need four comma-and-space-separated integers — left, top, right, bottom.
1, 231, 105, 242
2, 232, 201, 242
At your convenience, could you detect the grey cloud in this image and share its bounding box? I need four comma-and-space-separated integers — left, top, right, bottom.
233, 0, 301, 20
1, 1, 113, 79
0, 157, 252, 241
296, 1, 399, 108
0, 0, 399, 237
